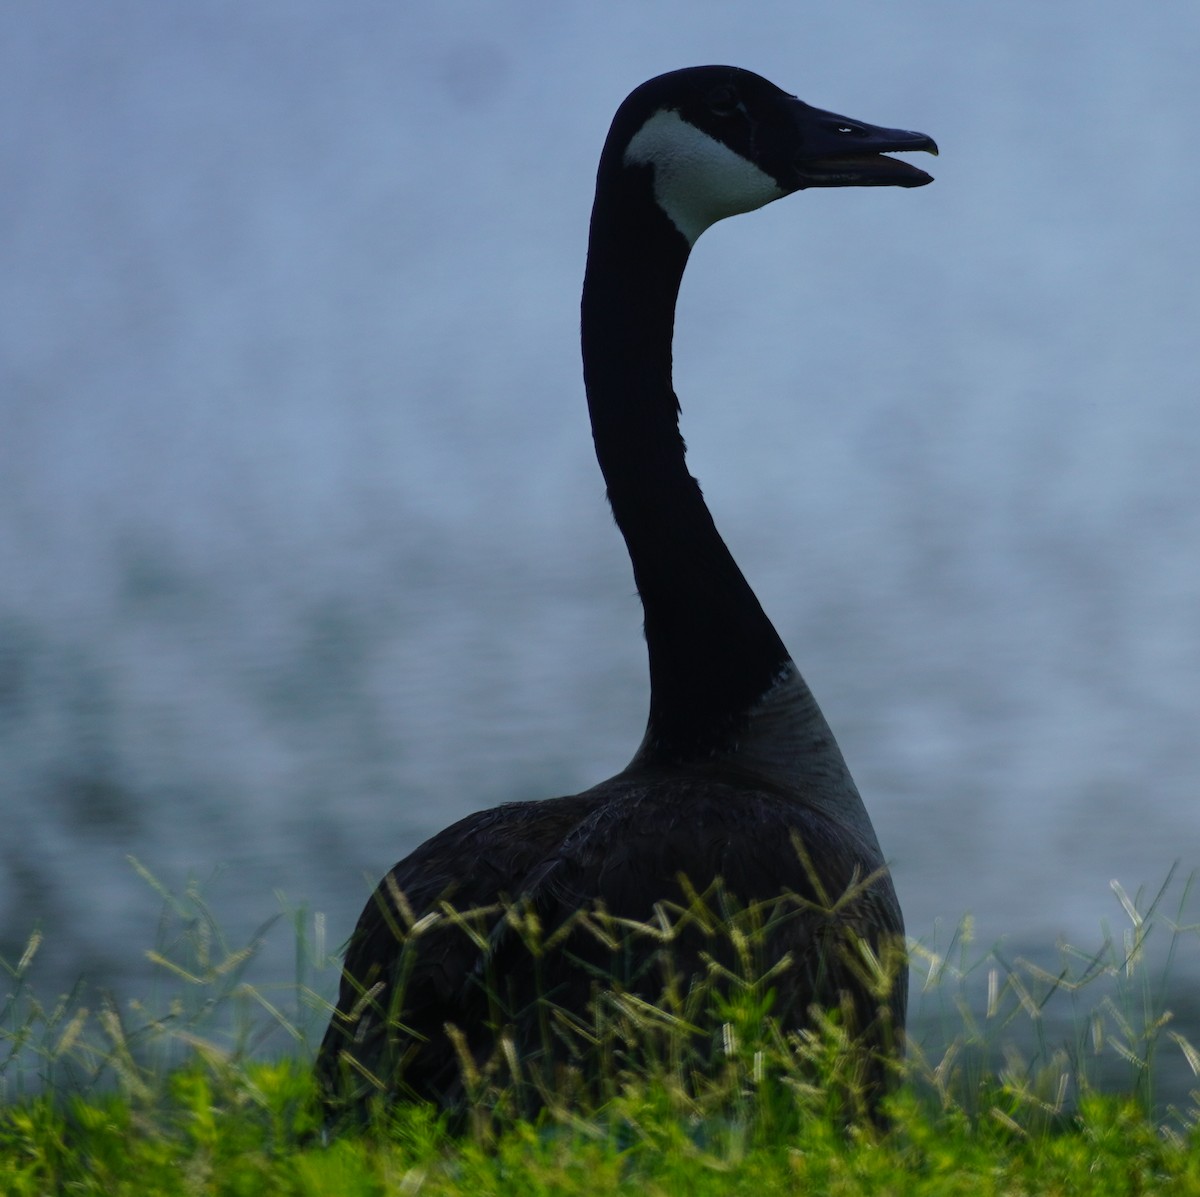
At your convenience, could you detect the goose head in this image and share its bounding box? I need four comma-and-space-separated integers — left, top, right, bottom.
607, 65, 937, 245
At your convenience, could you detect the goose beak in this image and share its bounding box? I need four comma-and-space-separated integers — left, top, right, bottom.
790, 102, 938, 189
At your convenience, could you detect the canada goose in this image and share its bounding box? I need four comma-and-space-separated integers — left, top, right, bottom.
317, 65, 936, 1119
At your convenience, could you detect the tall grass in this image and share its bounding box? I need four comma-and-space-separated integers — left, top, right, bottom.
318, 867, 907, 1136
907, 866, 1200, 1135
0, 858, 330, 1108
1, 859, 1198, 1193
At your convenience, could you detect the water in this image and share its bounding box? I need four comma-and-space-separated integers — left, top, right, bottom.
2, 0, 1198, 1080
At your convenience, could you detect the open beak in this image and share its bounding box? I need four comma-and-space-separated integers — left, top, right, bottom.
790, 102, 938, 189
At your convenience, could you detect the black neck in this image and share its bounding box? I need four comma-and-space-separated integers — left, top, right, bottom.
582, 162, 791, 763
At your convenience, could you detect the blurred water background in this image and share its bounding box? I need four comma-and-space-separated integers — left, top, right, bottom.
2, 1, 1198, 1084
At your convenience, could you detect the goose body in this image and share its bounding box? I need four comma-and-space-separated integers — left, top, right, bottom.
317, 66, 935, 1118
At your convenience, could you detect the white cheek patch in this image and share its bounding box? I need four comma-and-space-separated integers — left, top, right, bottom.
624, 109, 785, 245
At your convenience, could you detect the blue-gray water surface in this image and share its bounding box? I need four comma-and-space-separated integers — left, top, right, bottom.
2, 1, 1198, 1087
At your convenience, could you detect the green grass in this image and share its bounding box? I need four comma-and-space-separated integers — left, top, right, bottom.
3, 1059, 1199, 1195
2, 862, 1199, 1195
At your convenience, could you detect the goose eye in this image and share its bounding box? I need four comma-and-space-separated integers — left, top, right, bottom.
707, 84, 740, 115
